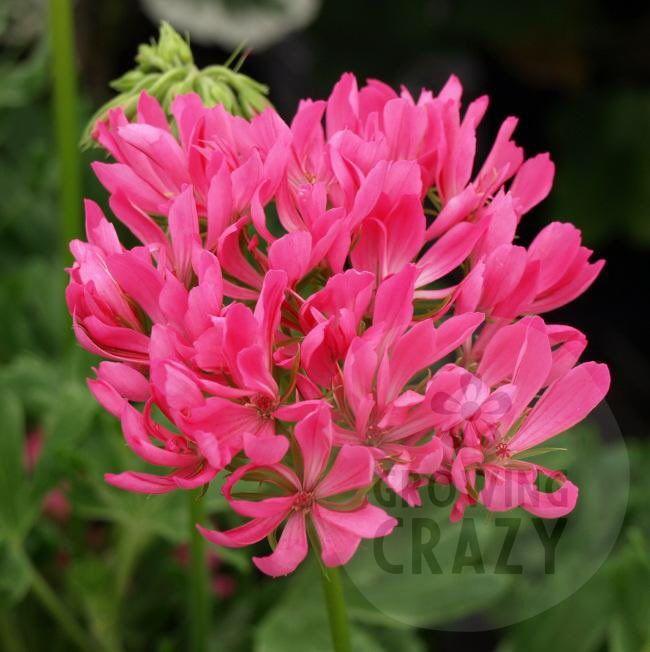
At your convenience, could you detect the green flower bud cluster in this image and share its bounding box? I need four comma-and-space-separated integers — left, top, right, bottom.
80, 21, 271, 148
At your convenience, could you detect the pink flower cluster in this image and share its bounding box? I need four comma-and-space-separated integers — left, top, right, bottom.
67, 73, 610, 577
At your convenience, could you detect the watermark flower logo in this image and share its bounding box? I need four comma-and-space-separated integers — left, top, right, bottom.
429, 369, 514, 445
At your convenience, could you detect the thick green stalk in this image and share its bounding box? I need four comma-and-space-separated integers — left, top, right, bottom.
319, 564, 352, 652
49, 0, 82, 262
188, 491, 211, 652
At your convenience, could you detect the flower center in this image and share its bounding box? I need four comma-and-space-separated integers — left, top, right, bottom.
494, 441, 510, 459
292, 491, 314, 512
365, 424, 383, 446
251, 394, 276, 418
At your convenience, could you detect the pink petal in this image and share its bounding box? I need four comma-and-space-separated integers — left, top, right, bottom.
510, 153, 555, 215
384, 463, 422, 506
425, 184, 481, 241
197, 513, 286, 548
378, 320, 437, 405
434, 311, 484, 359
243, 433, 289, 465
237, 345, 278, 398
314, 503, 397, 538
223, 464, 297, 517
93, 162, 164, 214
254, 270, 288, 352
206, 161, 233, 248
295, 407, 333, 490
372, 264, 417, 346
108, 191, 168, 247
84, 199, 121, 255
311, 505, 366, 567
451, 447, 483, 493
87, 379, 128, 418
528, 222, 582, 290
315, 445, 374, 498
479, 466, 533, 512
417, 221, 486, 286
95, 361, 149, 401
136, 92, 169, 131
106, 251, 164, 322
510, 362, 610, 453
121, 404, 194, 467
168, 186, 200, 281
326, 72, 360, 138
253, 512, 309, 577
546, 325, 587, 385
117, 123, 189, 188
268, 231, 312, 286
521, 471, 578, 518
172, 464, 218, 490
105, 471, 177, 494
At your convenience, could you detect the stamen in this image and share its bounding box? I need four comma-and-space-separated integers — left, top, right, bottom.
292, 491, 314, 512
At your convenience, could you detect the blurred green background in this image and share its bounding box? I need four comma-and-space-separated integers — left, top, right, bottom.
0, 1, 649, 650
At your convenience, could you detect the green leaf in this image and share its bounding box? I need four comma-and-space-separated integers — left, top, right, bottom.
31, 383, 98, 501
0, 540, 31, 606
499, 572, 612, 652
0, 390, 28, 535
606, 531, 650, 652
67, 557, 121, 651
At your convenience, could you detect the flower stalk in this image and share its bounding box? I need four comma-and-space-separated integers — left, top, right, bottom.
49, 0, 81, 259
319, 563, 352, 652
188, 491, 211, 652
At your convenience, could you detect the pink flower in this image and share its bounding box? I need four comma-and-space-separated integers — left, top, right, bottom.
299, 269, 375, 386
333, 265, 484, 504
434, 318, 610, 520
455, 222, 604, 320
155, 269, 292, 469
324, 73, 554, 225
198, 407, 397, 576
104, 402, 218, 494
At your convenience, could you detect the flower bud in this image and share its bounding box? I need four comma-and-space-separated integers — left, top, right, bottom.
81, 21, 271, 147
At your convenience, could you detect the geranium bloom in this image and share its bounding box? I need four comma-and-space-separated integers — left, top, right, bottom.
67, 68, 610, 575
428, 318, 611, 519
199, 408, 397, 576
329, 265, 484, 505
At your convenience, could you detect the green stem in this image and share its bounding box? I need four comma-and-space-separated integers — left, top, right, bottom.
115, 527, 149, 600
21, 550, 92, 650
188, 490, 211, 652
49, 0, 82, 262
318, 564, 352, 652
0, 609, 26, 652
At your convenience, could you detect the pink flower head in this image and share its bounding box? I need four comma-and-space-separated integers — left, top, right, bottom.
69, 70, 610, 575
198, 407, 397, 576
